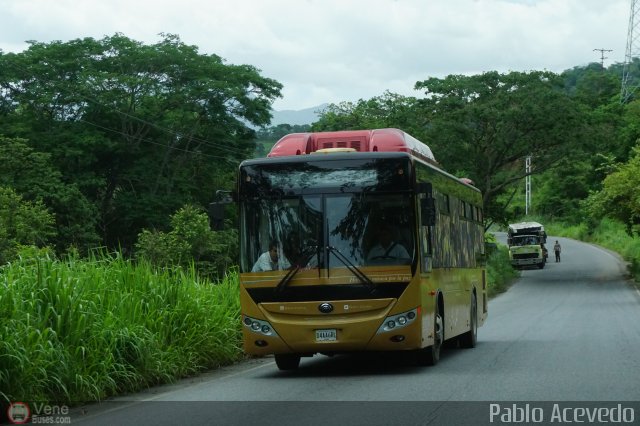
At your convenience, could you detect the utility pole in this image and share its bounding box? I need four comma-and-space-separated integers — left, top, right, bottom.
593, 48, 613, 69
525, 156, 531, 216
622, 0, 640, 103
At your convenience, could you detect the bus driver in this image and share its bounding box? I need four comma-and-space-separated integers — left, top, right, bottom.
366, 223, 410, 263
252, 240, 291, 272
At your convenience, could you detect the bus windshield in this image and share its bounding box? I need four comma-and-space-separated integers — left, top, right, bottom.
239, 192, 415, 273
239, 156, 412, 197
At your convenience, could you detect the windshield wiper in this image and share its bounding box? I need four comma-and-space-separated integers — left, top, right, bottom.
326, 245, 375, 291
276, 245, 319, 292
275, 265, 301, 293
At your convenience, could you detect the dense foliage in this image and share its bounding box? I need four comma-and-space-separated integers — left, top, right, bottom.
0, 33, 281, 253
414, 71, 588, 226
135, 205, 238, 279
584, 145, 640, 235
0, 187, 56, 264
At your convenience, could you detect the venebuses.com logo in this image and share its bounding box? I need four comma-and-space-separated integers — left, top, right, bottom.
6, 402, 30, 424
5, 401, 71, 424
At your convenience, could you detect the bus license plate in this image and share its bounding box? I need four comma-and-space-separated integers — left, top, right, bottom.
315, 329, 337, 341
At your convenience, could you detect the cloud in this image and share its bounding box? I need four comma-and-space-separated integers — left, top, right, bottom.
0, 0, 630, 110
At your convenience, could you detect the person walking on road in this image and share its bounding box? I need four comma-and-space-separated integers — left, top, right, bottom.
553, 240, 561, 263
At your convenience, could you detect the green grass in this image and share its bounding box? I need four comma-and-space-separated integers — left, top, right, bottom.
0, 249, 242, 404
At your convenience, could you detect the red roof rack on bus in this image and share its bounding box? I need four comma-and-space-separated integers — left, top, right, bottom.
267, 128, 437, 165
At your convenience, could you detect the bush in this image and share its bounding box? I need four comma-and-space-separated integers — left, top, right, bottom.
135, 205, 238, 279
0, 186, 56, 264
486, 244, 519, 296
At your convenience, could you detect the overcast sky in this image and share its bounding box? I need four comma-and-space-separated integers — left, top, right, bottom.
0, 0, 631, 111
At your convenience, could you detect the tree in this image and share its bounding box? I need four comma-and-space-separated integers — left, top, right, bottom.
0, 136, 99, 252
0, 186, 56, 264
0, 34, 282, 251
585, 144, 640, 235
312, 92, 423, 136
562, 62, 621, 106
135, 205, 238, 279
531, 159, 593, 221
414, 71, 588, 226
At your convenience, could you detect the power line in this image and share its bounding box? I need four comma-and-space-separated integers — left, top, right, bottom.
593, 48, 613, 69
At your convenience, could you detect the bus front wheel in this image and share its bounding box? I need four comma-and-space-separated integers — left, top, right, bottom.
275, 354, 301, 370
417, 304, 443, 366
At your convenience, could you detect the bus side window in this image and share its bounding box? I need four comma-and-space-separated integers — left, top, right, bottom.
421, 225, 432, 271
419, 195, 433, 272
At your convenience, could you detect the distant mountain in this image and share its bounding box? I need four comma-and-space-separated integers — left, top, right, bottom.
270, 103, 328, 126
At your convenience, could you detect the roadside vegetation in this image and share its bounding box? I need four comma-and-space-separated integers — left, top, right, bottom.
485, 238, 520, 297
0, 249, 241, 404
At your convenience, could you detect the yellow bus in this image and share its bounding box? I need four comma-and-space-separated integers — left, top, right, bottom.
222, 128, 487, 370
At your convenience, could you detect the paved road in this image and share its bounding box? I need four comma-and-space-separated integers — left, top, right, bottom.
74, 236, 640, 425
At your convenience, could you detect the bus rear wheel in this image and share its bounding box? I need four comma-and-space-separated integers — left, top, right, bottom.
459, 293, 477, 348
275, 354, 301, 370
417, 304, 443, 366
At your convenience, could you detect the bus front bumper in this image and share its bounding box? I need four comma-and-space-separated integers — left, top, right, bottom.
241, 311, 424, 356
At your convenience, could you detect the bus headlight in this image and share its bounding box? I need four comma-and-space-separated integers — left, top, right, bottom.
377, 308, 418, 334
242, 315, 278, 337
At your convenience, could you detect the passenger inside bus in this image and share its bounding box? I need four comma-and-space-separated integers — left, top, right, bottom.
366, 223, 410, 264
251, 240, 291, 272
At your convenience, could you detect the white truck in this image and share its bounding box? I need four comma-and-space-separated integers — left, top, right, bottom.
507, 222, 547, 269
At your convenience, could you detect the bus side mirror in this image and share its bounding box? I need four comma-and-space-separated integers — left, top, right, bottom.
421, 197, 436, 226
209, 190, 234, 231
208, 202, 226, 231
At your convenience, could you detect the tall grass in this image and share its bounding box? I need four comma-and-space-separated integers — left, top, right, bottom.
0, 249, 241, 404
